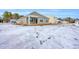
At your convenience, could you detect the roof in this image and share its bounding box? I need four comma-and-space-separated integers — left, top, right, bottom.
27, 11, 49, 19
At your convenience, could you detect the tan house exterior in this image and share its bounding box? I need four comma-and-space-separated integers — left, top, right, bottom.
75, 20, 79, 25
47, 16, 60, 24
62, 21, 70, 24
16, 11, 59, 25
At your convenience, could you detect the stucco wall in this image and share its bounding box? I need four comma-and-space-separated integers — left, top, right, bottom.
47, 16, 62, 24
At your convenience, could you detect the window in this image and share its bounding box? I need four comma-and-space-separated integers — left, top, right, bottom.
30, 18, 33, 22
30, 19, 33, 22
40, 20, 43, 22
46, 20, 48, 22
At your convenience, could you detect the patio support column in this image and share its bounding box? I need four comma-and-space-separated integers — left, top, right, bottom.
37, 18, 39, 24
28, 16, 30, 25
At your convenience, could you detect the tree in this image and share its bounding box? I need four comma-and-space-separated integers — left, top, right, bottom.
12, 13, 20, 19
20, 15, 24, 18
2, 11, 12, 22
58, 18, 63, 21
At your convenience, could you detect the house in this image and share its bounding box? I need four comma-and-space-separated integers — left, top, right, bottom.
16, 11, 59, 25
16, 12, 49, 25
75, 20, 79, 26
47, 16, 61, 24
9, 19, 17, 24
62, 20, 70, 24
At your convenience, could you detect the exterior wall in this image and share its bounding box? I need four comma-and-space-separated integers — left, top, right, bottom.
16, 18, 28, 25
26, 16, 49, 25
62, 21, 69, 24
47, 16, 58, 24
38, 18, 49, 24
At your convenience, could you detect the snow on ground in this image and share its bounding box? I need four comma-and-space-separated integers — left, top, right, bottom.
0, 23, 79, 49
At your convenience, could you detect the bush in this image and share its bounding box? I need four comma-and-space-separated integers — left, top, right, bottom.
64, 17, 75, 23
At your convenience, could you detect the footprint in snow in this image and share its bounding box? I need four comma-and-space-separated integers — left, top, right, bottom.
48, 37, 51, 39
74, 38, 78, 40
32, 47, 35, 49
36, 36, 38, 38
36, 32, 39, 38
40, 41, 43, 45
40, 40, 45, 45
42, 40, 46, 42
40, 40, 47, 45
36, 32, 39, 35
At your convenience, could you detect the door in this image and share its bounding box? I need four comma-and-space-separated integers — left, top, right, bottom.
30, 17, 38, 24
35, 18, 38, 24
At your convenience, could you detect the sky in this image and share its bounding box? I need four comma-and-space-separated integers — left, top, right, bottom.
0, 9, 79, 18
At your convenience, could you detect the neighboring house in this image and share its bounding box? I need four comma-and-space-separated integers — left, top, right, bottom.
16, 12, 49, 25
47, 16, 61, 24
75, 20, 79, 25
10, 19, 17, 24
62, 20, 70, 24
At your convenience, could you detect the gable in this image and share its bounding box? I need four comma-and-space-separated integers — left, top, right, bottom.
27, 11, 49, 19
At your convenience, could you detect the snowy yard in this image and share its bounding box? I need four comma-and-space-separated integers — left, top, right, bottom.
0, 23, 79, 49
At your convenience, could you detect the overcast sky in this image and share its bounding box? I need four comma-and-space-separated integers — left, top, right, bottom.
0, 9, 79, 18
